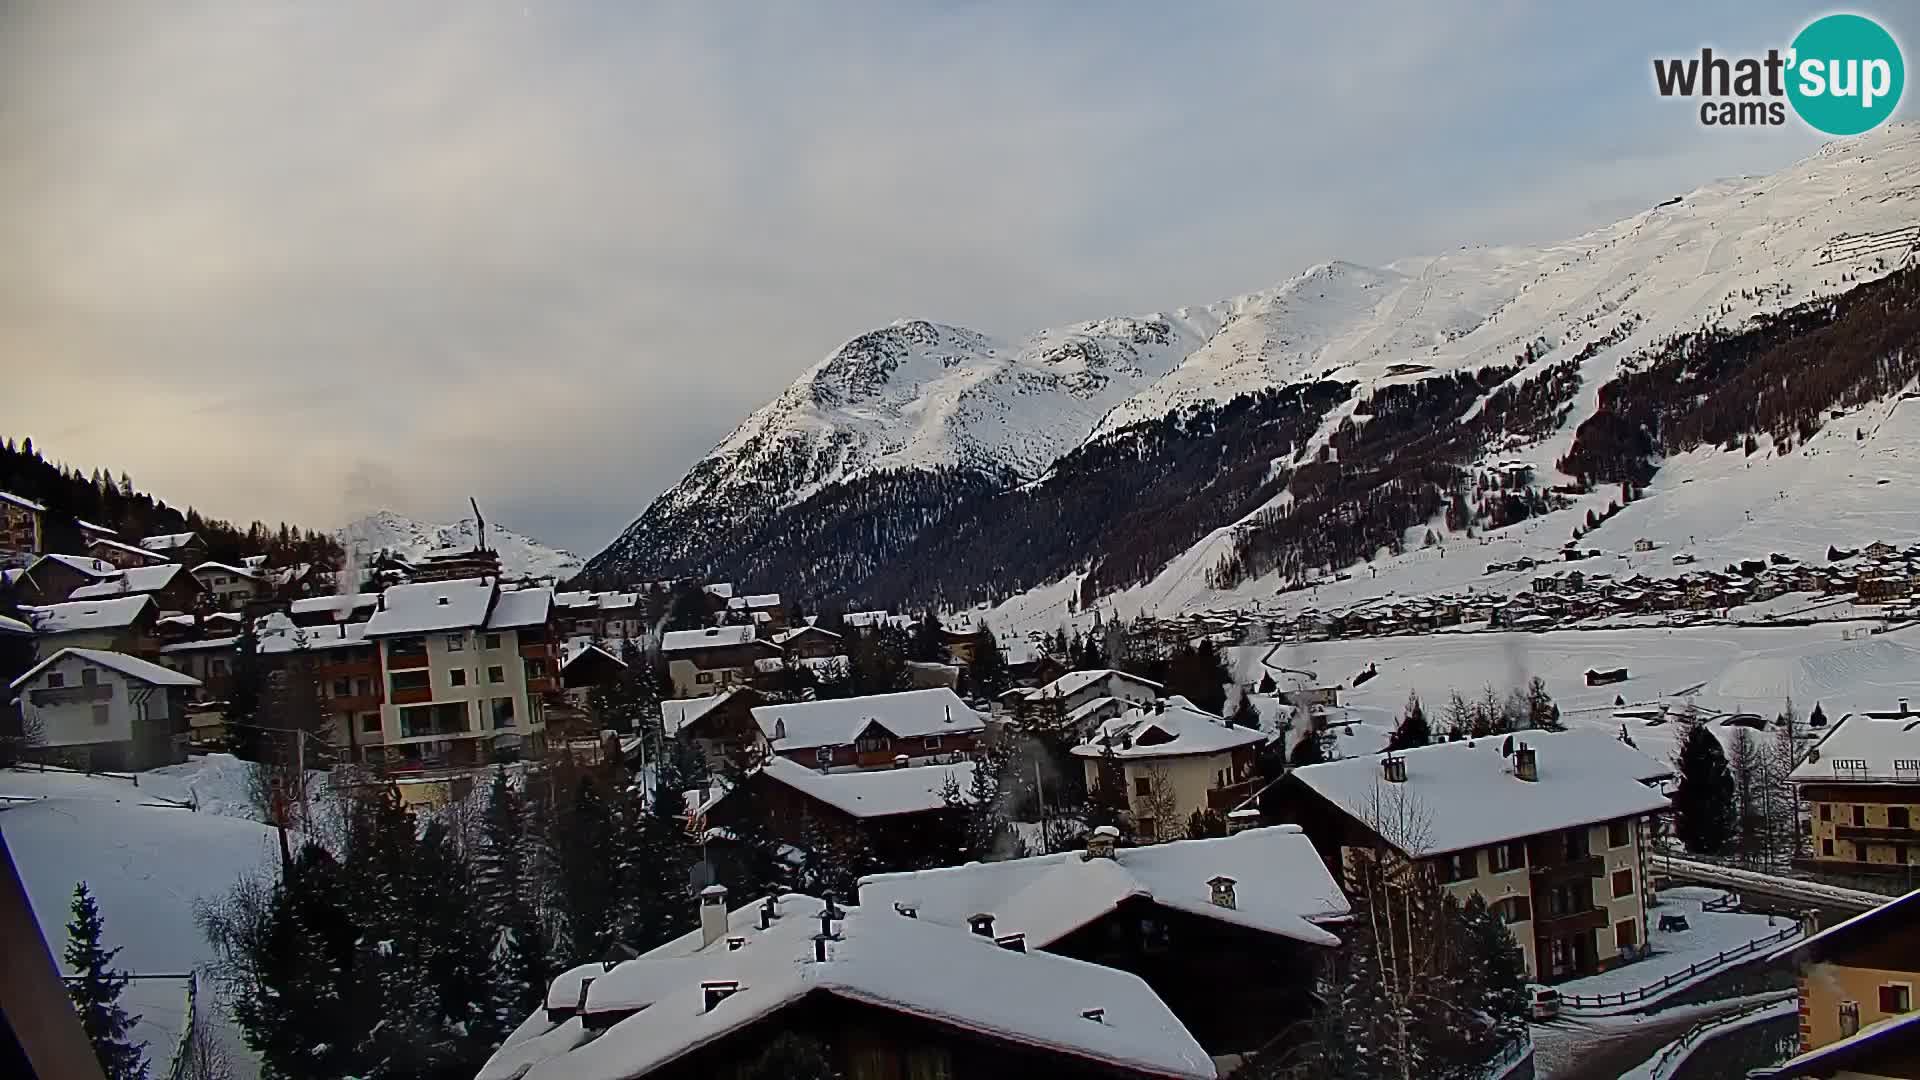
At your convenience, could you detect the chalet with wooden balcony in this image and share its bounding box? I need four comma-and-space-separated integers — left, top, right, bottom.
364, 578, 555, 773
1793, 704, 1920, 875
191, 561, 268, 613
749, 688, 985, 771
1278, 729, 1670, 982
703, 755, 976, 870
663, 687, 766, 770
770, 623, 843, 661
0, 490, 45, 560
1072, 696, 1267, 842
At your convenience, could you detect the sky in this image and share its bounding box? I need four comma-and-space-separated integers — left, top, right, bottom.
3, 2, 1918, 555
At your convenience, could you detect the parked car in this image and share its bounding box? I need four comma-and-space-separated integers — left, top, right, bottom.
1528, 984, 1561, 1021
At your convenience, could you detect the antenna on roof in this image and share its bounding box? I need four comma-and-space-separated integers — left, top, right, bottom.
470, 497, 488, 554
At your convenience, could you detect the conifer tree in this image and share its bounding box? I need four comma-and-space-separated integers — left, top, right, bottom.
1674, 724, 1738, 855
64, 883, 148, 1080
970, 621, 1008, 698
474, 771, 546, 1046
1386, 692, 1431, 752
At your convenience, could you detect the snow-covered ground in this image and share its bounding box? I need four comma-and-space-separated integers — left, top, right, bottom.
1222, 622, 1919, 767
1, 759, 299, 1079
1555, 888, 1798, 1009
1616, 993, 1801, 1080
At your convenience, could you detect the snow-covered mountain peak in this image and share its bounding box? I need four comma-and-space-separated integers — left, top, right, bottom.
337, 511, 582, 582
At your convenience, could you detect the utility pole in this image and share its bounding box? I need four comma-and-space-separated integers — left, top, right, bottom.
1034, 758, 1049, 854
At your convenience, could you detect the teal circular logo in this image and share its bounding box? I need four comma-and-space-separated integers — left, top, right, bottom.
1788, 14, 1904, 135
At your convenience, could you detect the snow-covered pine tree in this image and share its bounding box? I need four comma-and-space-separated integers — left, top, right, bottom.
64, 882, 148, 1080
1385, 691, 1430, 752
553, 775, 619, 966
474, 770, 544, 1046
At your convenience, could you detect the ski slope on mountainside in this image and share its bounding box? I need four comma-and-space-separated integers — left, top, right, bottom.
338, 509, 582, 581
981, 127, 1920, 636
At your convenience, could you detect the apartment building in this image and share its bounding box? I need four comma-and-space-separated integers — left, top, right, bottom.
0, 490, 45, 560
1280, 729, 1671, 981
364, 579, 556, 771
1073, 696, 1267, 841
1764, 888, 1920, 1061
1793, 706, 1920, 874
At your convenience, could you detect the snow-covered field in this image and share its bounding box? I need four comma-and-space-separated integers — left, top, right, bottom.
1231, 622, 1920, 766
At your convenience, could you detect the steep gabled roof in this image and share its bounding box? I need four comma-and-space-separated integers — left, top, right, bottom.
137, 531, 199, 552
364, 578, 496, 636
1043, 668, 1164, 700
1071, 697, 1266, 760
1791, 712, 1920, 784
26, 595, 154, 634
0, 490, 46, 513
11, 647, 201, 691
68, 563, 189, 600
743, 756, 976, 819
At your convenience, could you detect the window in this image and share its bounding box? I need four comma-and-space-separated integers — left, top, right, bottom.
210, 657, 227, 675
361, 713, 381, 733
92, 703, 110, 725
332, 678, 351, 697
1823, 838, 1836, 856
1615, 919, 1639, 951
450, 669, 467, 688
81, 667, 98, 687
696, 671, 715, 684
46, 672, 64, 688
1821, 803, 1833, 822
1495, 896, 1531, 924
1490, 841, 1523, 873
357, 677, 373, 697
1893, 807, 1912, 830
1443, 852, 1476, 883
524, 659, 549, 680
1135, 817, 1156, 840
1609, 820, 1632, 848
484, 633, 501, 650
1134, 776, 1152, 797
488, 666, 505, 684
1562, 828, 1591, 860
488, 698, 515, 730
1880, 984, 1913, 1015
816, 747, 833, 764
1612, 869, 1634, 899
446, 634, 465, 652
1855, 805, 1869, 827
923, 735, 941, 751
855, 732, 891, 754
391, 670, 430, 692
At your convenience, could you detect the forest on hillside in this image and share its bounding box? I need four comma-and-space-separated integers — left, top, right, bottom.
0, 437, 343, 569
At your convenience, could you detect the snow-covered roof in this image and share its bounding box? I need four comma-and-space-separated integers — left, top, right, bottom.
751, 687, 983, 752
159, 636, 242, 655
0, 613, 31, 636
0, 490, 46, 513
486, 587, 553, 630
68, 563, 188, 600
137, 532, 198, 552
10, 647, 201, 691
1288, 729, 1672, 857
744, 755, 975, 819
660, 624, 763, 653
364, 578, 495, 636
1749, 1008, 1920, 1080
724, 592, 781, 610
25, 595, 153, 634
85, 537, 163, 563
505, 897, 1212, 1080
288, 592, 380, 619
1071, 696, 1266, 760
1791, 712, 1920, 784
256, 621, 371, 654
661, 691, 738, 738
31, 553, 121, 580
700, 581, 734, 599
190, 561, 259, 580
1042, 668, 1164, 700
561, 641, 624, 671
772, 624, 841, 645
860, 825, 1348, 950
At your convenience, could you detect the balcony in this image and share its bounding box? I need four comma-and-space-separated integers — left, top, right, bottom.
1837, 824, 1916, 844
398, 702, 472, 740
1533, 906, 1609, 936
1530, 854, 1604, 884
386, 650, 430, 671
29, 684, 113, 707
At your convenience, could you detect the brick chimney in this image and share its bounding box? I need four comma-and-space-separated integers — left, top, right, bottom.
699, 884, 729, 949
1084, 825, 1120, 860
967, 912, 996, 938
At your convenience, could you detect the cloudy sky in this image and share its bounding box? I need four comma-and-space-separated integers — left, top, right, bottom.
3, 2, 1916, 554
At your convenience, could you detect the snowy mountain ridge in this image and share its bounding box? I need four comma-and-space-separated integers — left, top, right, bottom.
337, 510, 583, 582
590, 124, 1920, 608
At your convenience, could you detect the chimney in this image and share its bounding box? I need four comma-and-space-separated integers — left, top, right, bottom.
1902, 698, 1912, 717
813, 934, 831, 962
1514, 742, 1538, 783
760, 895, 777, 930
699, 884, 729, 949
1081, 1008, 1105, 1024
894, 753, 910, 769
701, 980, 741, 1012
893, 902, 919, 919
1382, 756, 1408, 784
967, 912, 996, 938
1084, 825, 1120, 860
576, 977, 595, 1012
1226, 808, 1263, 834
994, 933, 1026, 953
1208, 875, 1238, 909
